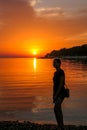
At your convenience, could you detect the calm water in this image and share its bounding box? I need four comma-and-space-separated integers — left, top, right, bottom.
0, 58, 87, 125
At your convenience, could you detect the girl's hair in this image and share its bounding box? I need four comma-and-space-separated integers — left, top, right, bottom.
54, 58, 61, 65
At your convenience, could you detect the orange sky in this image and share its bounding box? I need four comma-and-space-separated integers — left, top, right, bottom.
0, 0, 87, 57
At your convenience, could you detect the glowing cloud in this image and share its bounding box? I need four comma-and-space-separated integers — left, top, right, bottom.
29, 0, 41, 6
35, 7, 65, 18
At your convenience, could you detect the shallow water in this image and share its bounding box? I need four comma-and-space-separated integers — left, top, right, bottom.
0, 58, 87, 125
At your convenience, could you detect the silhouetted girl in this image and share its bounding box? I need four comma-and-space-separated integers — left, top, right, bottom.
53, 58, 65, 130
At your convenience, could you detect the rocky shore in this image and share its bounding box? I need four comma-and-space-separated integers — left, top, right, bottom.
0, 121, 87, 130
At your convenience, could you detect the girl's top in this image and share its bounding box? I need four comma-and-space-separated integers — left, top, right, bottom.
53, 69, 65, 98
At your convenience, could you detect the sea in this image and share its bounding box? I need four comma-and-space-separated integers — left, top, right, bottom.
0, 58, 87, 125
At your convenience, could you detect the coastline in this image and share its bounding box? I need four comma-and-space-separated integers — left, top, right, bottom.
0, 121, 87, 130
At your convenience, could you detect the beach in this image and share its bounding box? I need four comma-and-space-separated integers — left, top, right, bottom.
0, 121, 87, 130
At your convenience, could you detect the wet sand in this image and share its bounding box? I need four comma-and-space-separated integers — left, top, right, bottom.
0, 121, 87, 130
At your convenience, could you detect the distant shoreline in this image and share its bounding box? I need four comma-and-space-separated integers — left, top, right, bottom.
0, 56, 87, 60
44, 44, 87, 58
39, 56, 87, 60
0, 121, 87, 130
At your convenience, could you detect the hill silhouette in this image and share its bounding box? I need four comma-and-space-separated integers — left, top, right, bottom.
45, 44, 87, 58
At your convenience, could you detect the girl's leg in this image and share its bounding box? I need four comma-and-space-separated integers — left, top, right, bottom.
54, 97, 64, 129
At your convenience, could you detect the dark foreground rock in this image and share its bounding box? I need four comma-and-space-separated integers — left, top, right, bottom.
0, 121, 87, 130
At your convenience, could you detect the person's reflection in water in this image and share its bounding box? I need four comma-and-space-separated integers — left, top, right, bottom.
53, 58, 65, 130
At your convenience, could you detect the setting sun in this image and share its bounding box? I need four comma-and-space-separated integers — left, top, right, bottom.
31, 49, 39, 56
33, 51, 37, 55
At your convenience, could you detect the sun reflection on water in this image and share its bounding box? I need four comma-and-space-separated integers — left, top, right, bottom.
33, 58, 37, 71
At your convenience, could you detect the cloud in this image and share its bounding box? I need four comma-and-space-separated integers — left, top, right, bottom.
0, 0, 35, 24
78, 8, 87, 15
35, 6, 87, 21
35, 7, 66, 18
65, 8, 87, 18
0, 0, 35, 41
29, 0, 41, 7
65, 32, 87, 41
